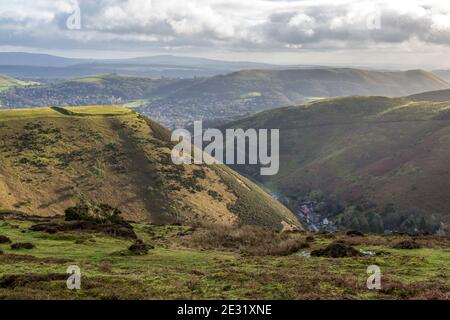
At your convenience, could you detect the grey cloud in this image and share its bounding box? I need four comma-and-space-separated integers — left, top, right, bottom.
0, 0, 450, 53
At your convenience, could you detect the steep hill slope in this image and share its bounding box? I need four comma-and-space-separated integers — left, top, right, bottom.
0, 106, 300, 231
220, 96, 450, 233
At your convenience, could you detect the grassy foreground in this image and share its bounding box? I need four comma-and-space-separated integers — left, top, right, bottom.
0, 215, 448, 300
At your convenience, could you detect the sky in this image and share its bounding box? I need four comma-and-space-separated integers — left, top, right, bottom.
1, 0, 450, 69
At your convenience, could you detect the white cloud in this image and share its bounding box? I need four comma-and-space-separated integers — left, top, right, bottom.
0, 0, 450, 62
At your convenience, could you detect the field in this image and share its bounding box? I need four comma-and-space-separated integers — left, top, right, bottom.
0, 214, 449, 300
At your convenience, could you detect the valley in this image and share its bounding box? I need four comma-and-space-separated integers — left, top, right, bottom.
1, 0, 450, 304
218, 96, 450, 234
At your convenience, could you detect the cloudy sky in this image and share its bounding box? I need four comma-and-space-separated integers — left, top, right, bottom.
1, 0, 450, 69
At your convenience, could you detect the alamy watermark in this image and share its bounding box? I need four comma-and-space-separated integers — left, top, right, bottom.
171, 121, 279, 176
366, 265, 382, 290
67, 265, 81, 290
66, 0, 81, 30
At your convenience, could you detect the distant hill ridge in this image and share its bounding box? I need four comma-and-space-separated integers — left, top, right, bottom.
1, 68, 449, 128
408, 88, 450, 102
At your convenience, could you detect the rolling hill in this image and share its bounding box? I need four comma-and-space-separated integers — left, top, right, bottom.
0, 74, 181, 108
0, 52, 282, 79
2, 68, 449, 129
433, 69, 450, 83
219, 96, 450, 234
0, 106, 300, 231
134, 67, 449, 127
0, 74, 37, 93
160, 68, 450, 101
408, 88, 450, 102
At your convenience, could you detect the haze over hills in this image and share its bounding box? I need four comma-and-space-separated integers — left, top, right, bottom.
432, 69, 450, 83
220, 96, 450, 234
0, 52, 287, 79
2, 68, 449, 129
136, 68, 450, 127
408, 88, 450, 102
0, 52, 88, 67
0, 106, 300, 231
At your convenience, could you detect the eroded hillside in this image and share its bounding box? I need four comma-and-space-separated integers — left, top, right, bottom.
0, 106, 300, 230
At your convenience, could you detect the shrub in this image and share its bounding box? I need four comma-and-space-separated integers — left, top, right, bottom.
128, 239, 153, 255
184, 225, 309, 256
11, 242, 35, 250
65, 201, 126, 225
393, 240, 421, 249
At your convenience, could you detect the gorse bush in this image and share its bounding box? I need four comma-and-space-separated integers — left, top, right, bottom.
64, 201, 126, 225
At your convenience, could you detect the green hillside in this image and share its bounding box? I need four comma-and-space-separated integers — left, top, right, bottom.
167, 68, 450, 101
0, 106, 300, 231
1, 69, 448, 129
0, 74, 36, 92
221, 96, 450, 233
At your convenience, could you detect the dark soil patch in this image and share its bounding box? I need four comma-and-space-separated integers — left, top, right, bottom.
393, 240, 421, 249
0, 253, 71, 264
128, 239, 153, 255
346, 230, 365, 237
11, 242, 35, 250
30, 221, 137, 239
311, 242, 363, 258
0, 210, 49, 222
0, 235, 12, 244
0, 273, 67, 288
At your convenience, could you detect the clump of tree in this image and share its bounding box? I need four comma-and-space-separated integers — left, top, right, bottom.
64, 200, 126, 225
300, 190, 343, 217
297, 190, 440, 234
380, 205, 440, 234
333, 203, 440, 234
